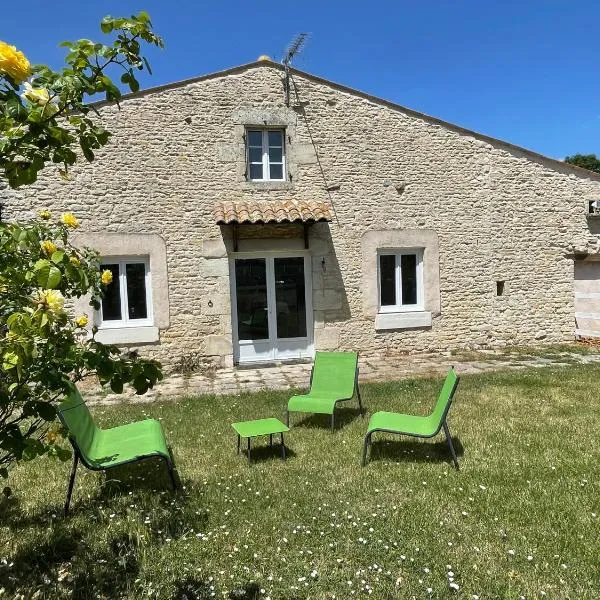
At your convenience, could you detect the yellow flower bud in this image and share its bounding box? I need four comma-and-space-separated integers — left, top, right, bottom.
75, 315, 89, 328
69, 255, 81, 266
38, 209, 51, 220
0, 41, 31, 84
101, 269, 113, 285
41, 240, 57, 255
61, 213, 79, 228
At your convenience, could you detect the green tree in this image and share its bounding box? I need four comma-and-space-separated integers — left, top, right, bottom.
564, 153, 600, 174
0, 12, 163, 188
0, 14, 164, 484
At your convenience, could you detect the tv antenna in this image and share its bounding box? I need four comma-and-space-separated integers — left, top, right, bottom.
282, 33, 308, 106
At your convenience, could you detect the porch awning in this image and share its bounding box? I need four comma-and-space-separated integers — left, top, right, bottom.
213, 199, 333, 225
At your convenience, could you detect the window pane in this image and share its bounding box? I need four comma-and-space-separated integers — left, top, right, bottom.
274, 257, 306, 339
269, 146, 283, 163
247, 130, 262, 146
269, 164, 283, 180
126, 263, 148, 320
235, 259, 269, 340
268, 130, 283, 147
379, 255, 396, 306
249, 147, 263, 163
401, 254, 418, 305
249, 163, 263, 180
100, 264, 121, 321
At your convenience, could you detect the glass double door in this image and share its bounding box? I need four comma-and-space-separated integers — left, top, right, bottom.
232, 254, 313, 363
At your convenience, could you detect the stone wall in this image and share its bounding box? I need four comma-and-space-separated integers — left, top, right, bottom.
4, 62, 600, 369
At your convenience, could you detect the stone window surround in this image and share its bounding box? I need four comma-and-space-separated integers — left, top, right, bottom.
232, 107, 298, 185
361, 229, 441, 331
71, 232, 169, 345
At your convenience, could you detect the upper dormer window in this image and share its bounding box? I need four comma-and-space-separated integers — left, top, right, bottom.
246, 128, 285, 181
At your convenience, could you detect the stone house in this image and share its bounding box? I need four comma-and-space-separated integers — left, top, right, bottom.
5, 58, 600, 370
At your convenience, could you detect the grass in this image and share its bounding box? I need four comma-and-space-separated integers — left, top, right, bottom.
1, 365, 600, 599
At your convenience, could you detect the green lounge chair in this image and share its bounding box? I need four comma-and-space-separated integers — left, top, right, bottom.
362, 368, 460, 469
57, 387, 177, 515
287, 351, 363, 432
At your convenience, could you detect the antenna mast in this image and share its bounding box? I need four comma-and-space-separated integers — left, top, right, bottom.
282, 33, 308, 106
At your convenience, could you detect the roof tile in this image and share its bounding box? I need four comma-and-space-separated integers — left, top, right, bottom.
213, 200, 333, 224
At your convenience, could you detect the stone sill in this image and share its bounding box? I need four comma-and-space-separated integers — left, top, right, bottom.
242, 181, 294, 192
375, 311, 432, 331
94, 326, 159, 345
586, 213, 600, 219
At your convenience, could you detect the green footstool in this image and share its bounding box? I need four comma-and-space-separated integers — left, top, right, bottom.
231, 418, 289, 464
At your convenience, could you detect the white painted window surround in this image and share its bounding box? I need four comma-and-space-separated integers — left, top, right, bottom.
97, 257, 153, 328
95, 256, 159, 344
376, 248, 431, 330
246, 128, 286, 181
377, 249, 424, 312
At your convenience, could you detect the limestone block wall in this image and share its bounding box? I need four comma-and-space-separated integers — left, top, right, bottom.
4, 62, 600, 370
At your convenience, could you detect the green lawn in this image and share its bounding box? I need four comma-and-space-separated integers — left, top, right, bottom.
1, 365, 599, 599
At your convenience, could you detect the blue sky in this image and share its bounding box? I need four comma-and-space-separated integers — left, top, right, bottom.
3, 1, 599, 159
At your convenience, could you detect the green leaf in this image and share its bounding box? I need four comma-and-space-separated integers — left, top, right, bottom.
35, 401, 57, 421
110, 378, 124, 394
51, 250, 65, 264
36, 263, 62, 289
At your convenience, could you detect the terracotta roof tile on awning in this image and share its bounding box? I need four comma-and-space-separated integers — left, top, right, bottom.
213, 200, 333, 225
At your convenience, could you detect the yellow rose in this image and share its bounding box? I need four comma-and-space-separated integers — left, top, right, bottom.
75, 315, 88, 328
36, 289, 65, 314
41, 240, 57, 255
38, 209, 51, 220
61, 213, 79, 228
69, 255, 81, 266
0, 41, 31, 84
101, 269, 113, 285
21, 81, 49, 105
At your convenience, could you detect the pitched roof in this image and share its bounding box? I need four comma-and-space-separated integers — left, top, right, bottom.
91, 60, 600, 183
213, 199, 333, 225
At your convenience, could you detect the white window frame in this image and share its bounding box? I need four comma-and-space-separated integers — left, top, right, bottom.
246, 128, 286, 181
96, 257, 153, 329
377, 249, 424, 313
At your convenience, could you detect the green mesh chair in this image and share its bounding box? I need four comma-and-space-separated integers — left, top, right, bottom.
287, 351, 363, 432
57, 387, 177, 515
362, 368, 460, 469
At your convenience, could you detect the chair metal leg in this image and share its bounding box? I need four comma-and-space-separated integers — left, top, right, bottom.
166, 460, 177, 490
361, 433, 371, 467
237, 434, 241, 455
286, 411, 290, 427
247, 437, 251, 465
281, 433, 286, 460
357, 386, 364, 417
443, 421, 459, 470
64, 453, 79, 516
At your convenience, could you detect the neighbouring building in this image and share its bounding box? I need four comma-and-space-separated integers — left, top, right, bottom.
4, 58, 600, 370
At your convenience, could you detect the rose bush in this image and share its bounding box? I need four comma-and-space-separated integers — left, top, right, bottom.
0, 213, 163, 480
0, 11, 164, 188
0, 13, 165, 485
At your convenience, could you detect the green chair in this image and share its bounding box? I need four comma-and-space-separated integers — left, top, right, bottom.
57, 387, 177, 515
362, 368, 460, 469
287, 351, 363, 432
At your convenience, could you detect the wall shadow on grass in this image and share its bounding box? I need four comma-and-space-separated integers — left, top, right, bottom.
367, 436, 464, 466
